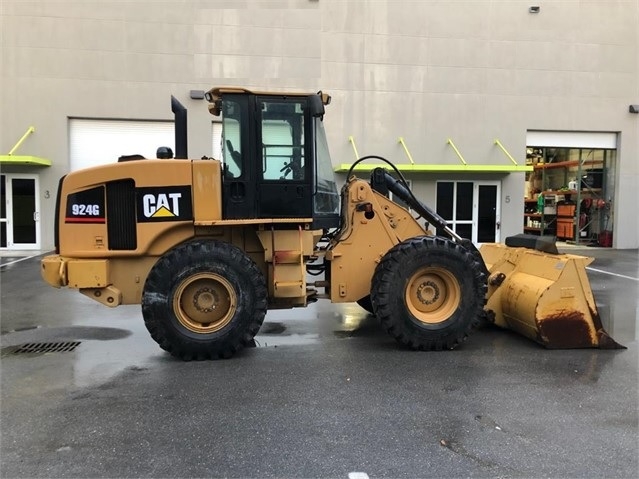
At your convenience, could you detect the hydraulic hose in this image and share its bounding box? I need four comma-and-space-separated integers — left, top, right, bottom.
346, 156, 462, 241
346, 157, 488, 276
375, 168, 451, 234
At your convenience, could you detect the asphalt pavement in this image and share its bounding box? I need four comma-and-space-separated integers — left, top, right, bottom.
1, 247, 637, 478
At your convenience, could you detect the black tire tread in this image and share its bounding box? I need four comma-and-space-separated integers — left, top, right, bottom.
141, 240, 267, 360
371, 236, 487, 351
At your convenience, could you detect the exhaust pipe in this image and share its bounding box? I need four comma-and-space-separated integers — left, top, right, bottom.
171, 96, 188, 159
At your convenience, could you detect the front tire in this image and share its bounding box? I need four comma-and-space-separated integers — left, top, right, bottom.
371, 236, 486, 351
142, 240, 267, 360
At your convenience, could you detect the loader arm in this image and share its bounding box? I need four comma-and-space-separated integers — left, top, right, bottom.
325, 165, 622, 351
325, 176, 429, 303
369, 167, 488, 276
322, 170, 488, 351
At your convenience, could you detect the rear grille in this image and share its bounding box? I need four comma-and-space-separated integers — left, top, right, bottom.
107, 179, 137, 250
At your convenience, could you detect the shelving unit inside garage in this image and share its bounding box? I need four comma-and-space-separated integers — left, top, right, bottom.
524, 148, 614, 246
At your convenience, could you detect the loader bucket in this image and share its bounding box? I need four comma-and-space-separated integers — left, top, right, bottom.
480, 243, 624, 349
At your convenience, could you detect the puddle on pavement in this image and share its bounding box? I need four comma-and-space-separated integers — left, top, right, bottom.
0, 325, 42, 335
259, 322, 287, 335
0, 326, 132, 347
589, 290, 638, 344
255, 321, 319, 347
254, 303, 379, 348
0, 318, 162, 388
254, 333, 320, 347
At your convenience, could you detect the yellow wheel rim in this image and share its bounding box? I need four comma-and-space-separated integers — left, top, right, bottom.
405, 267, 461, 324
173, 273, 237, 334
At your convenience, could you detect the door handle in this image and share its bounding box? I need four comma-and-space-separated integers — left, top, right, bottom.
496, 220, 501, 230
230, 182, 246, 200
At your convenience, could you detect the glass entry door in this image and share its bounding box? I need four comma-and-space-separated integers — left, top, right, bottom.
476, 183, 500, 243
436, 180, 501, 245
0, 174, 41, 250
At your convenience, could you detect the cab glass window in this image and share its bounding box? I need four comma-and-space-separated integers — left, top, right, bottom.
221, 100, 242, 179
260, 101, 306, 181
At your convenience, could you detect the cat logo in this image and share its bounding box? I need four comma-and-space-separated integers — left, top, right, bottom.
136, 186, 193, 223
143, 193, 182, 218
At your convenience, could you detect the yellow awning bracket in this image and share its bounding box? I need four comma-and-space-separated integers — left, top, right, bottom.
446, 138, 467, 165
494, 139, 518, 165
348, 136, 359, 161
2, 126, 52, 166
8, 126, 36, 155
397, 137, 415, 165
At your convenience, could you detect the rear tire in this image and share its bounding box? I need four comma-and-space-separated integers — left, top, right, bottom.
371, 236, 486, 351
142, 240, 267, 360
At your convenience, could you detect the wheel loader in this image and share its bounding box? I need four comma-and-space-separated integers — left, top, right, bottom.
41, 87, 623, 359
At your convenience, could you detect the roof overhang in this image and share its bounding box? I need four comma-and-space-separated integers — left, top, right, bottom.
0, 155, 52, 166
334, 164, 533, 173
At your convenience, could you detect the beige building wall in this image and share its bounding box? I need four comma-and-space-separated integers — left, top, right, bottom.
1, 0, 637, 249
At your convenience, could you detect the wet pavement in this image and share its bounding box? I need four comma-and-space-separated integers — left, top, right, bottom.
1, 248, 637, 478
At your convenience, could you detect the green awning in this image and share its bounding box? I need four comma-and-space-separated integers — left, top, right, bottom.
334, 163, 532, 173
0, 155, 52, 166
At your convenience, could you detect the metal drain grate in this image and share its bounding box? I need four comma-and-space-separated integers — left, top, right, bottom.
12, 341, 81, 354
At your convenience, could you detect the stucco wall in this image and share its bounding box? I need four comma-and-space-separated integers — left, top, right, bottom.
1, 0, 637, 249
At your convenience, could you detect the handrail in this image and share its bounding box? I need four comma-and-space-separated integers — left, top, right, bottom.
397, 137, 415, 165
494, 139, 518, 165
446, 138, 467, 165
8, 126, 35, 155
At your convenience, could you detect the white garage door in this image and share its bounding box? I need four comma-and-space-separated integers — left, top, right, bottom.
69, 119, 174, 171
526, 131, 618, 149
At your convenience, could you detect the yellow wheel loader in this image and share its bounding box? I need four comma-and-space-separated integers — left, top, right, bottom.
41, 87, 623, 359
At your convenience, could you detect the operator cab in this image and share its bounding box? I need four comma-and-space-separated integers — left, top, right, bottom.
206, 88, 340, 229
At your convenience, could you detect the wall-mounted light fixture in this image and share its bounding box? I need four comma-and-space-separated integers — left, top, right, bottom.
529, 6, 540, 13
190, 90, 205, 100
629, 105, 639, 114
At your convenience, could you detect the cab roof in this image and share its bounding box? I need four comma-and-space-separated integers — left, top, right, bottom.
206, 86, 331, 116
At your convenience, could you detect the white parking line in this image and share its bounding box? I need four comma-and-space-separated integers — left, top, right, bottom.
586, 266, 639, 282
0, 253, 45, 268
348, 473, 370, 479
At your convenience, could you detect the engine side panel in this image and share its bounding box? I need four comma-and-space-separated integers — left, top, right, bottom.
58, 159, 224, 257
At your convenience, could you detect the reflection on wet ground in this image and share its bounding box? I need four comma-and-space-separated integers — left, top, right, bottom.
0, 248, 636, 389
1, 250, 638, 478
565, 249, 639, 345
255, 303, 378, 347
1, 250, 636, 337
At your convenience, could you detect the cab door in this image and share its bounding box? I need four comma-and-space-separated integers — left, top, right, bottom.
255, 97, 313, 219
220, 95, 255, 219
